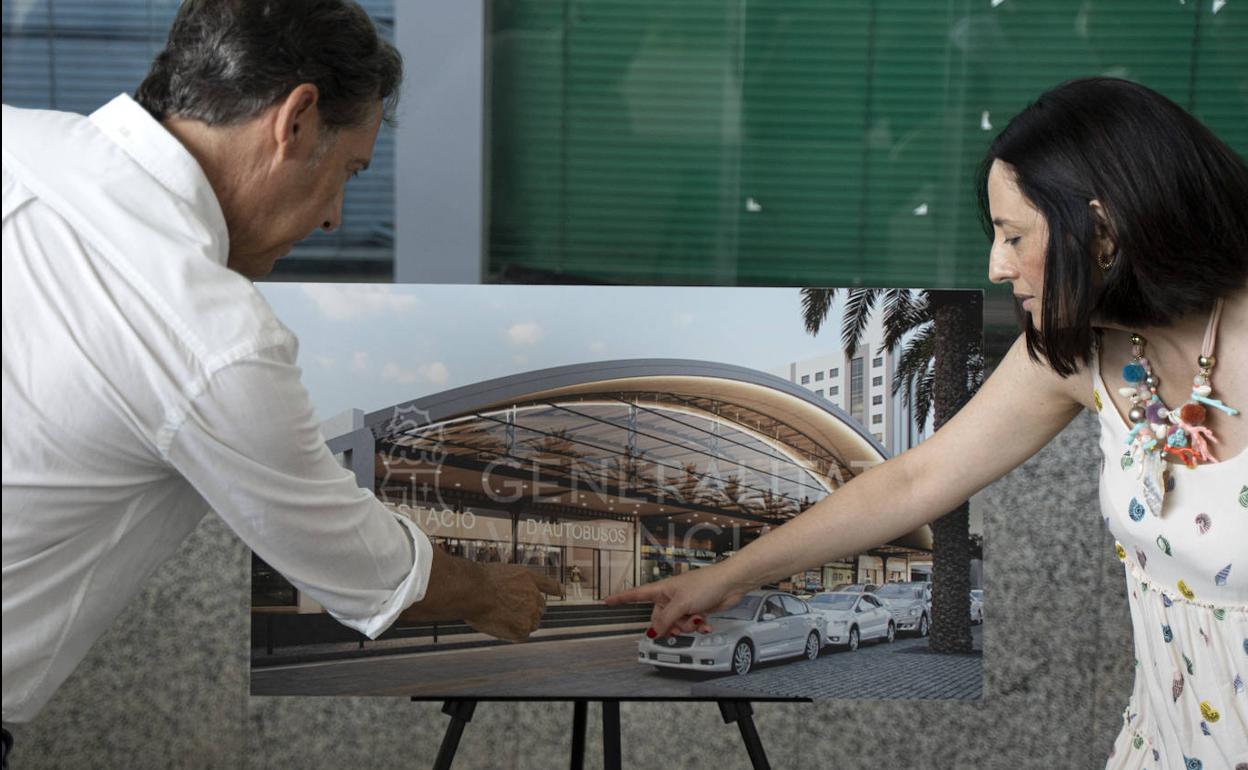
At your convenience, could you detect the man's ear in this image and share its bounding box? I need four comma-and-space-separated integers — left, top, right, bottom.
1089, 199, 1118, 258
272, 83, 321, 161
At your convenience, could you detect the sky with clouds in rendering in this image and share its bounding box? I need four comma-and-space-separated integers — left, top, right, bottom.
259, 283, 873, 422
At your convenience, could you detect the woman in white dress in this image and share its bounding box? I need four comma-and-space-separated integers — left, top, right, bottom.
607, 77, 1248, 768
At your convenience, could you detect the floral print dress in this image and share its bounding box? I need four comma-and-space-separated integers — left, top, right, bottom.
1091, 348, 1248, 769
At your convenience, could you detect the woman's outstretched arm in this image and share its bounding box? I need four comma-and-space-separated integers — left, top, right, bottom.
605, 334, 1087, 635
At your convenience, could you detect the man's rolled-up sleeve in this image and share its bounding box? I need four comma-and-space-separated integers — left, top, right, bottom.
165, 346, 434, 639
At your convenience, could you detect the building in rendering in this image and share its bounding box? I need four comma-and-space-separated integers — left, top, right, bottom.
253, 359, 936, 620
771, 304, 929, 456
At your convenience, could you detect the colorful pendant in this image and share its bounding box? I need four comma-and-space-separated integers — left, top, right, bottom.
1121, 300, 1239, 515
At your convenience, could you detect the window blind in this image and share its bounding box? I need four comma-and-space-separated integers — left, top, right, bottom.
487, 0, 1245, 288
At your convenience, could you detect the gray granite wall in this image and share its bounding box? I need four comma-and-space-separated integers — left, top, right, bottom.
7, 411, 1132, 770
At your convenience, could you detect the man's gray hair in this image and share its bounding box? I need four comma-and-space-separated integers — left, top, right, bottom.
135, 0, 402, 130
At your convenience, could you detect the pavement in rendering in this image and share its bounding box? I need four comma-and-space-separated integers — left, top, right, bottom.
250, 623, 982, 701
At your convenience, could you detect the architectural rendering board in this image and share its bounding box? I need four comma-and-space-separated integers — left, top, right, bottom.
249, 284, 985, 701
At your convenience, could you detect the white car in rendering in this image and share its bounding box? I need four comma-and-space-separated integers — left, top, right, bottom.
874, 582, 932, 637
638, 591, 823, 676
970, 589, 984, 624
829, 583, 879, 594
806, 591, 895, 651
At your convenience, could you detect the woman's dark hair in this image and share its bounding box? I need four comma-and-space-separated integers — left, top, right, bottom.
134, 0, 402, 130
977, 77, 1248, 377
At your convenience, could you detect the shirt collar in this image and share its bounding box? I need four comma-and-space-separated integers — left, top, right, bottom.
89, 94, 229, 265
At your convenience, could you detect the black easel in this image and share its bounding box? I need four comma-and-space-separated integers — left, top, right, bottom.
430, 698, 771, 770
432, 700, 477, 770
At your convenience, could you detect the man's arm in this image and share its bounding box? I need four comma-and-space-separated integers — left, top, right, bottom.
167, 347, 560, 641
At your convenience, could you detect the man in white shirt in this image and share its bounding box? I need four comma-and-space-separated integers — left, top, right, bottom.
0, 0, 561, 749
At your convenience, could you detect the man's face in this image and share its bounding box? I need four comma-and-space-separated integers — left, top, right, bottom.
228, 100, 382, 278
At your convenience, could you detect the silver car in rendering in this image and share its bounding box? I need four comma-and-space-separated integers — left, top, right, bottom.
806, 591, 895, 650
638, 590, 824, 675
874, 581, 932, 636
970, 589, 984, 624
829, 582, 879, 594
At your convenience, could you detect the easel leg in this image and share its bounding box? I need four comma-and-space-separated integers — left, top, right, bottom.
429, 698, 766, 769
718, 701, 770, 770
569, 700, 587, 770
433, 699, 477, 770
602, 701, 621, 770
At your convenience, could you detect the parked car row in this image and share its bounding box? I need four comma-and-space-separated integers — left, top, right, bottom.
835, 582, 986, 628
637, 583, 985, 677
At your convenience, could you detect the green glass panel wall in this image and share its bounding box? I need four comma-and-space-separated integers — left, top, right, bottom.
564, 3, 739, 281
487, 0, 1246, 288
736, 0, 872, 285
1193, 0, 1248, 153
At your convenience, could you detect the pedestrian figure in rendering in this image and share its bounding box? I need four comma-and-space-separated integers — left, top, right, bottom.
608, 78, 1248, 768
1, 0, 561, 757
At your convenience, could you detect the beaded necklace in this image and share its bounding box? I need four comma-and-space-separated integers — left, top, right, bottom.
1119, 298, 1240, 517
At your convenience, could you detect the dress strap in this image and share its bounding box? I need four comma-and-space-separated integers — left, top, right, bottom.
1088, 334, 1116, 423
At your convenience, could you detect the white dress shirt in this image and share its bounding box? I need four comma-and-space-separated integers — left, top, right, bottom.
1, 95, 434, 723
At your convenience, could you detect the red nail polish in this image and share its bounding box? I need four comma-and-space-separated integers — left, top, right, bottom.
645, 628, 657, 639
692, 616, 704, 625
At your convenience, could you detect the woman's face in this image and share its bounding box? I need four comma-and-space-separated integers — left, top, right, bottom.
986, 160, 1049, 327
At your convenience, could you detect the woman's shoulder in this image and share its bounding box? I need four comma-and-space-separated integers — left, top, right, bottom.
996, 332, 1098, 414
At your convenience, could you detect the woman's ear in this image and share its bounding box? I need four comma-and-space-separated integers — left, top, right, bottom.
1089, 199, 1117, 260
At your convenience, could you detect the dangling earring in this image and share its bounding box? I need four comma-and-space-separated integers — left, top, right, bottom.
1097, 250, 1117, 272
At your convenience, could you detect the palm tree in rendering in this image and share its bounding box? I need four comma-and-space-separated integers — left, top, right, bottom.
801, 288, 983, 655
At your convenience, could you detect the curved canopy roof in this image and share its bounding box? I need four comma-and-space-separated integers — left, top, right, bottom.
365, 360, 931, 550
